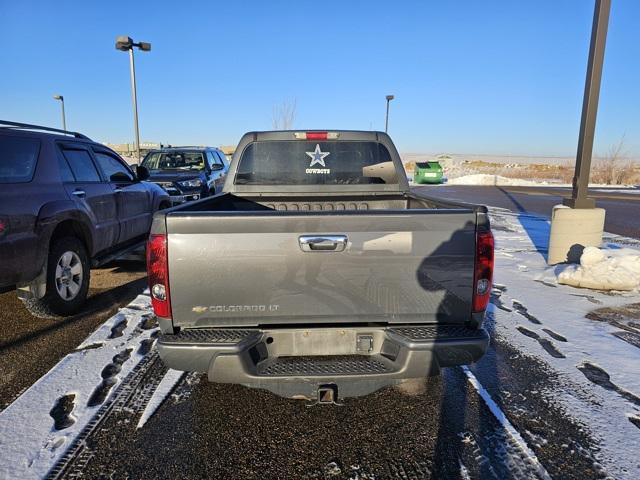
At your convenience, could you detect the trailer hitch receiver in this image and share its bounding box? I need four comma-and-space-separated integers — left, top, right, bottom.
317, 384, 338, 404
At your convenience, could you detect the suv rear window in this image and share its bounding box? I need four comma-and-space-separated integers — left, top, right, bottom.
415, 162, 442, 170
236, 141, 398, 185
0, 136, 41, 183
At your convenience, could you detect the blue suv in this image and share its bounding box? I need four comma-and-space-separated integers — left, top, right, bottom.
140, 146, 229, 204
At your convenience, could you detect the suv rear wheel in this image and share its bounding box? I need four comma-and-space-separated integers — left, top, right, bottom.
22, 237, 90, 317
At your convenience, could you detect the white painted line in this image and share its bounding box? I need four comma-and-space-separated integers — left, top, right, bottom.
136, 369, 184, 429
462, 366, 552, 480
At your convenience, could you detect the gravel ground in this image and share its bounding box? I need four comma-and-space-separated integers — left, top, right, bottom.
66, 312, 604, 480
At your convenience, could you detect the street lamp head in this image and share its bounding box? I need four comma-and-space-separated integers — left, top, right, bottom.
115, 35, 133, 51
386, 95, 395, 101
53, 95, 63, 101
138, 42, 152, 52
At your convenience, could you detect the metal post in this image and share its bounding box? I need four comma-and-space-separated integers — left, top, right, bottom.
564, 0, 611, 209
385, 95, 394, 133
385, 99, 390, 133
53, 95, 66, 130
128, 48, 141, 164
60, 98, 66, 131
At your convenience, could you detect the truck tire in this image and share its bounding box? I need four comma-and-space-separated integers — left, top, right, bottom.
22, 237, 90, 317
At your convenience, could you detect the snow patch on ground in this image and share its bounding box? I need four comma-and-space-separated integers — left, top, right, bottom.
445, 173, 639, 188
447, 174, 547, 186
557, 246, 640, 291
136, 369, 184, 429
489, 207, 640, 479
0, 295, 156, 480
597, 188, 640, 194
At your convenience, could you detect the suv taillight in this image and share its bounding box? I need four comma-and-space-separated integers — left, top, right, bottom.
472, 229, 494, 313
147, 234, 171, 318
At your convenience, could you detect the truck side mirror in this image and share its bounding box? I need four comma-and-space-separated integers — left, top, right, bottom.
136, 165, 150, 181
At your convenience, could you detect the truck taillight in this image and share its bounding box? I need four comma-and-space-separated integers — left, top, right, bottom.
472, 229, 494, 313
147, 234, 171, 318
293, 132, 340, 140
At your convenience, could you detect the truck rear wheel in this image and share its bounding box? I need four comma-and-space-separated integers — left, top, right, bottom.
22, 237, 90, 317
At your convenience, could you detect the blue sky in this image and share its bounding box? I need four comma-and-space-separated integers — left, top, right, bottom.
1, 0, 638, 156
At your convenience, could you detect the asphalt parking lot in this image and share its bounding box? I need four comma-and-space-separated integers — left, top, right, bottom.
0, 254, 601, 480
2, 188, 639, 479
52, 312, 604, 480
415, 185, 640, 239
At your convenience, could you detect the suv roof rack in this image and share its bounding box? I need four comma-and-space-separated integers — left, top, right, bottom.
0, 120, 91, 140
160, 145, 209, 149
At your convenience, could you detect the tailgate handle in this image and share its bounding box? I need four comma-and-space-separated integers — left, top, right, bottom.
299, 235, 347, 252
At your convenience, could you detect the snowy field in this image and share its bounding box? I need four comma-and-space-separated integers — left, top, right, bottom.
403, 152, 640, 188
0, 209, 639, 479
445, 173, 640, 189
408, 171, 640, 189
447, 174, 546, 187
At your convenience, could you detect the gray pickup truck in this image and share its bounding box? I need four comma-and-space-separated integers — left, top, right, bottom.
150, 130, 493, 402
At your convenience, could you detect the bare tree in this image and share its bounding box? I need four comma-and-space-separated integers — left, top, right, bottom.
593, 135, 633, 185
272, 98, 297, 130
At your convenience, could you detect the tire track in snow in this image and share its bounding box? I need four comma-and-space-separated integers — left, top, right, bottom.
462, 366, 552, 480
47, 352, 166, 479
136, 368, 185, 429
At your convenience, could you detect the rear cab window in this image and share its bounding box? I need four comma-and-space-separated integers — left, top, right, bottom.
0, 135, 41, 183
235, 141, 398, 185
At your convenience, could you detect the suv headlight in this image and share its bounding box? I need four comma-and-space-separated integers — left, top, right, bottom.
178, 178, 202, 188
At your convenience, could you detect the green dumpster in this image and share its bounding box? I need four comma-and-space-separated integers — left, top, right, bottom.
413, 161, 444, 184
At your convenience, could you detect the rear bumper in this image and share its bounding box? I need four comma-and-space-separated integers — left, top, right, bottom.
414, 176, 443, 184
157, 324, 489, 399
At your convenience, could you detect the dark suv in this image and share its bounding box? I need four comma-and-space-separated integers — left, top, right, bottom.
140, 146, 229, 204
0, 121, 170, 316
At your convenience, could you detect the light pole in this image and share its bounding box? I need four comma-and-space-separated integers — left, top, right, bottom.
116, 36, 151, 163
385, 95, 394, 133
53, 95, 66, 131
547, 0, 610, 265
564, 0, 611, 209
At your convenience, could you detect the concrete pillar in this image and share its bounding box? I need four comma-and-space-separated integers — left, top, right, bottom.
547, 205, 605, 265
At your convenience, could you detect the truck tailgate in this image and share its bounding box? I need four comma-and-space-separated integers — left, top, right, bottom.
166, 210, 477, 328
